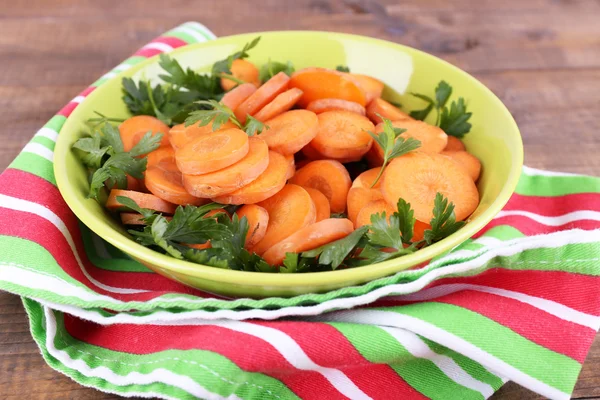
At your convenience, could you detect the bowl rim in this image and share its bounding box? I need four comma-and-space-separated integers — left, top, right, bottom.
54, 30, 524, 289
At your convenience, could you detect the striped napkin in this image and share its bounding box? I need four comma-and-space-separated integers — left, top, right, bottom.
1, 22, 600, 400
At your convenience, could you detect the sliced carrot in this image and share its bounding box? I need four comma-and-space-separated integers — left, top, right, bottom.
349, 74, 384, 104
175, 128, 249, 175
234, 72, 290, 124
183, 137, 269, 198
147, 146, 175, 167
347, 186, 384, 226
310, 110, 374, 160
187, 242, 212, 250
306, 98, 366, 116
289, 160, 351, 213
303, 187, 331, 221
120, 212, 145, 225
441, 151, 482, 181
145, 156, 208, 206
301, 141, 324, 160
355, 199, 395, 228
290, 68, 367, 107
351, 168, 383, 189
119, 115, 170, 152
259, 110, 318, 155
262, 218, 354, 265
205, 208, 231, 219
220, 59, 260, 91
126, 174, 141, 191
381, 152, 479, 222
253, 88, 303, 122
168, 121, 237, 151
413, 220, 430, 243
285, 154, 295, 180
106, 189, 176, 214
211, 151, 288, 205
251, 184, 317, 255
221, 83, 257, 111
366, 98, 412, 124
444, 136, 466, 152
236, 204, 269, 248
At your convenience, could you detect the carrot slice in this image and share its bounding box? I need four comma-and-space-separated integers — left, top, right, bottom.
221, 83, 257, 111
303, 187, 331, 221
119, 115, 170, 152
236, 204, 269, 248
125, 175, 141, 191
183, 137, 269, 198
120, 212, 145, 226
413, 220, 430, 242
234, 72, 290, 124
444, 136, 466, 152
347, 186, 384, 226
381, 152, 479, 222
253, 88, 303, 122
211, 151, 288, 205
285, 154, 295, 180
146, 146, 175, 167
175, 128, 249, 175
352, 168, 383, 189
251, 184, 317, 255
289, 160, 351, 213
355, 199, 395, 228
220, 59, 260, 91
168, 121, 237, 151
310, 110, 374, 160
306, 98, 366, 116
366, 98, 412, 124
259, 110, 319, 155
349, 74, 384, 104
441, 151, 482, 181
106, 189, 176, 214
290, 67, 367, 107
262, 218, 354, 265
145, 155, 207, 206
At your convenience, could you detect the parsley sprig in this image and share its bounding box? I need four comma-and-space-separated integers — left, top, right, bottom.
184, 100, 268, 136
259, 59, 295, 83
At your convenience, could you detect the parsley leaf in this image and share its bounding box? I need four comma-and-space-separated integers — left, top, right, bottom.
395, 198, 416, 244
335, 65, 350, 72
367, 212, 403, 250
244, 115, 268, 136
184, 100, 242, 130
212, 37, 261, 77
409, 93, 435, 121
439, 98, 472, 138
260, 60, 295, 83
302, 226, 368, 269
424, 193, 466, 244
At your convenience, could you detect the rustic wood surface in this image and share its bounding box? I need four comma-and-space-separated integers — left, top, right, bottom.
1, 0, 599, 398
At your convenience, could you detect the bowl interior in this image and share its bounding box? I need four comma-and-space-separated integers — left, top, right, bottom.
54, 31, 523, 297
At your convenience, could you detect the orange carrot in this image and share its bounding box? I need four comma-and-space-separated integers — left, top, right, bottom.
106, 189, 176, 214
120, 212, 145, 226
262, 218, 354, 265
236, 204, 269, 248
234, 72, 290, 124
289, 68, 367, 107
413, 220, 430, 243
444, 136, 466, 152
349, 74, 384, 104
366, 98, 412, 124
211, 151, 289, 205
187, 242, 212, 250
259, 110, 319, 155
251, 184, 317, 255
119, 115, 170, 152
441, 151, 481, 181
183, 137, 269, 198
381, 152, 479, 222
253, 88, 303, 122
289, 159, 351, 213
221, 83, 257, 110
306, 98, 366, 116
146, 146, 175, 167
168, 121, 237, 151
310, 110, 374, 160
303, 186, 331, 221
355, 199, 395, 228
352, 168, 383, 189
145, 156, 208, 206
220, 59, 260, 91
175, 128, 249, 175
205, 208, 230, 219
346, 186, 384, 226
126, 174, 142, 191
285, 154, 295, 180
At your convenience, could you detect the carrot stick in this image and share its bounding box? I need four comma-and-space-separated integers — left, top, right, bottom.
145, 156, 208, 206
183, 137, 269, 198
303, 186, 331, 221
251, 184, 317, 255
236, 204, 269, 248
306, 98, 366, 116
366, 98, 412, 124
106, 189, 176, 214
234, 72, 290, 124
211, 151, 289, 205
441, 151, 482, 181
381, 152, 479, 222
168, 121, 237, 151
289, 67, 367, 107
289, 159, 351, 213
310, 110, 374, 160
444, 136, 466, 152
220, 59, 260, 91
175, 128, 249, 175
262, 218, 354, 265
349, 74, 384, 104
259, 110, 319, 155
119, 115, 170, 152
355, 199, 395, 228
347, 186, 384, 226
253, 88, 303, 122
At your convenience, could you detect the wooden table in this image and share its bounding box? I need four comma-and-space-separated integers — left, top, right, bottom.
1, 0, 599, 398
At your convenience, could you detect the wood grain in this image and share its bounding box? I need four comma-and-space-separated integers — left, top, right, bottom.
1, 0, 600, 398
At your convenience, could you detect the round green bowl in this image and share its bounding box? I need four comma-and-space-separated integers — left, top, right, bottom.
54, 31, 523, 298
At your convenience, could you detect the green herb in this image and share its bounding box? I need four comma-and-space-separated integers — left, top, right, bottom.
260, 59, 295, 83
244, 115, 268, 136
367, 117, 421, 187
302, 226, 368, 270
212, 37, 261, 77
330, 212, 348, 219
336, 65, 350, 72
423, 193, 465, 244
184, 100, 268, 136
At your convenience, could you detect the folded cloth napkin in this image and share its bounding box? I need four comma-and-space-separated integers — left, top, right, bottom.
1, 22, 600, 400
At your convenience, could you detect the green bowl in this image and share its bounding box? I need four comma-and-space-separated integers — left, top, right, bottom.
54, 31, 523, 298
